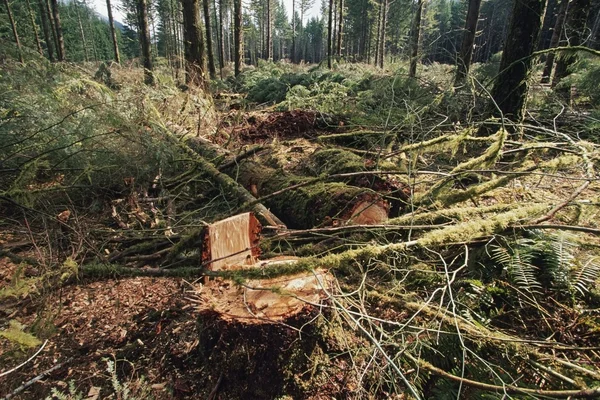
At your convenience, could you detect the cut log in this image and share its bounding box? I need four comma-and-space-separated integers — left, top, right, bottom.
225, 160, 390, 229
303, 148, 410, 217
203, 212, 261, 270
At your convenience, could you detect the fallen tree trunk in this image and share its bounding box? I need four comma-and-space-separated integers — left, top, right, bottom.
162, 130, 285, 228
225, 160, 390, 229
303, 148, 409, 216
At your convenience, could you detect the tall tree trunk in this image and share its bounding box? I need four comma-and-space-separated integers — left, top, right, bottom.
26, 0, 43, 56
215, 0, 225, 75
50, 0, 66, 61
233, 0, 243, 75
409, 0, 425, 77
489, 0, 547, 125
454, 0, 483, 86
266, 0, 273, 61
46, 0, 59, 57
181, 0, 207, 87
203, 0, 217, 78
106, 0, 121, 63
76, 3, 89, 62
541, 0, 568, 83
3, 0, 24, 63
327, 0, 334, 68
378, 0, 387, 68
552, 0, 591, 87
374, 0, 382, 66
138, 0, 155, 85
38, 0, 55, 61
292, 0, 296, 62
336, 0, 343, 57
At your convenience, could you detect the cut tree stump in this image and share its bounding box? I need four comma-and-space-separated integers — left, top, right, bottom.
225, 160, 390, 229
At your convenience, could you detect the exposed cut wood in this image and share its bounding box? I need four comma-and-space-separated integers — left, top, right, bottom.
195, 262, 332, 323
203, 212, 261, 270
226, 160, 390, 228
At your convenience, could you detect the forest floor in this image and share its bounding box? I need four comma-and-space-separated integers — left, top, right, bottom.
1, 58, 600, 399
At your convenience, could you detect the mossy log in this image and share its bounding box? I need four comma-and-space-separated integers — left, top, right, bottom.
303, 148, 409, 217
226, 160, 390, 229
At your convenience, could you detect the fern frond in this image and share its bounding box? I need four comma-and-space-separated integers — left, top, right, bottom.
571, 258, 600, 296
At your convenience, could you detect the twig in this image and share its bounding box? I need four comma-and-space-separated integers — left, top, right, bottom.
517, 224, 600, 235
407, 354, 600, 398
0, 340, 48, 378
2, 357, 72, 400
531, 181, 591, 224
206, 372, 223, 400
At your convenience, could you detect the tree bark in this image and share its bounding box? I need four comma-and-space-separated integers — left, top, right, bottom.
234, 0, 243, 76
106, 0, 121, 64
454, 0, 483, 86
3, 0, 23, 63
489, 0, 547, 124
76, 2, 89, 62
292, 0, 296, 62
203, 0, 217, 78
541, 0, 568, 82
45, 0, 59, 58
377, 0, 388, 68
327, 0, 334, 68
226, 160, 390, 229
336, 0, 343, 58
217, 0, 225, 74
409, 0, 425, 77
26, 0, 44, 56
138, 0, 155, 85
266, 0, 273, 61
374, 0, 382, 66
50, 0, 65, 61
38, 0, 55, 61
552, 0, 591, 87
181, 0, 207, 87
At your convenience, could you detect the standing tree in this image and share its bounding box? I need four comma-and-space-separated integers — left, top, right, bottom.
106, 0, 121, 63
26, 0, 44, 56
292, 0, 296, 61
377, 0, 388, 68
218, 0, 226, 72
327, 0, 334, 68
266, 0, 273, 60
203, 0, 217, 78
552, 0, 591, 87
336, 0, 343, 57
409, 0, 425, 77
3, 0, 24, 62
38, 0, 55, 60
50, 0, 66, 60
541, 0, 568, 82
454, 0, 483, 86
234, 0, 243, 75
75, 1, 90, 62
138, 0, 155, 84
181, 0, 207, 86
489, 0, 547, 125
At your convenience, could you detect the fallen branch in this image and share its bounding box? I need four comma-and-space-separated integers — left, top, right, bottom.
3, 357, 72, 400
407, 354, 600, 398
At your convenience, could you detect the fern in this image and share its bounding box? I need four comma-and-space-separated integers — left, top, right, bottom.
571, 258, 600, 296
490, 240, 542, 296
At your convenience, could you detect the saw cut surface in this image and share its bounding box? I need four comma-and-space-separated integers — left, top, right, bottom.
194, 262, 332, 323
208, 212, 255, 270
